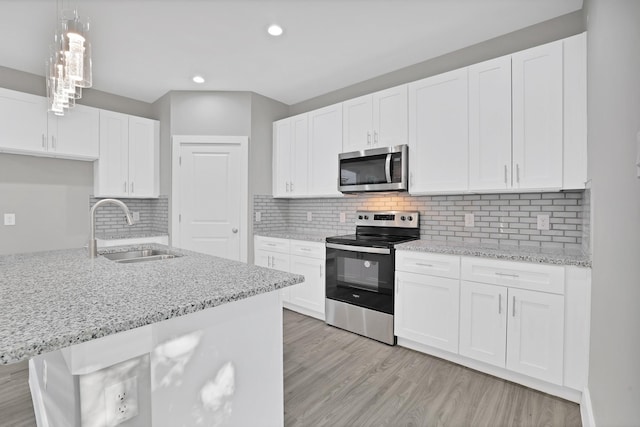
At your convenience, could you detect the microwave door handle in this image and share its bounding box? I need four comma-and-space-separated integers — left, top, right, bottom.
385, 153, 392, 183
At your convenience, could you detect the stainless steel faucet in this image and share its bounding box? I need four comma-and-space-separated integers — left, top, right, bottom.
89, 198, 134, 258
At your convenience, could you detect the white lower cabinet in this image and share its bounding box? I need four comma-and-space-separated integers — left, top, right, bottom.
254, 236, 325, 320
395, 271, 459, 353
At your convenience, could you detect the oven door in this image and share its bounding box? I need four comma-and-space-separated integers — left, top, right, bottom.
325, 243, 395, 314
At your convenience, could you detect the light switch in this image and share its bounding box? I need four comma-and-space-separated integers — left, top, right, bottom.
464, 213, 475, 227
339, 212, 346, 223
132, 212, 140, 222
307, 212, 313, 222
537, 214, 550, 231
4, 213, 15, 226
255, 211, 261, 222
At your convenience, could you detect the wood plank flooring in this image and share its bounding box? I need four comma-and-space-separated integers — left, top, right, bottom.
1, 309, 581, 427
284, 309, 581, 427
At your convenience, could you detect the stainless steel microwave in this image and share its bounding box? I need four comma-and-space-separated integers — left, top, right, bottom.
338, 144, 408, 193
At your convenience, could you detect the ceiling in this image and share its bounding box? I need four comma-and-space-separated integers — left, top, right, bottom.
0, 0, 583, 106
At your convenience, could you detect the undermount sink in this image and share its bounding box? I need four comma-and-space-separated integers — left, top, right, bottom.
102, 249, 183, 263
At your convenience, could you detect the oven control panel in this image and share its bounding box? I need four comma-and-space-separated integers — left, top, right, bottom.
355, 211, 419, 228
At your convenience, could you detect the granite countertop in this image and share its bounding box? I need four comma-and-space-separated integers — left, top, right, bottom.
0, 244, 303, 364
96, 231, 168, 240
396, 240, 591, 267
255, 231, 332, 243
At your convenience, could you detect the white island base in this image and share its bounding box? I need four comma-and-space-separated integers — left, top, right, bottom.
28, 290, 284, 427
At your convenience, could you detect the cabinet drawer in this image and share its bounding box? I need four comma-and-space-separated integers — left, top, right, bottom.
396, 250, 460, 279
254, 236, 290, 254
461, 257, 564, 294
290, 240, 325, 259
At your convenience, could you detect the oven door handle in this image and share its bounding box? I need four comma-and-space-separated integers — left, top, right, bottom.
326, 243, 391, 255
385, 153, 392, 183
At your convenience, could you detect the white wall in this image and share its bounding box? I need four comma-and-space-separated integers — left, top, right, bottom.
585, 0, 640, 424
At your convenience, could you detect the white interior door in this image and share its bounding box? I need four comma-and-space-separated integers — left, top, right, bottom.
172, 136, 248, 262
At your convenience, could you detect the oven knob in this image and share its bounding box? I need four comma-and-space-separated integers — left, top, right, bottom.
364, 215, 369, 220
401, 216, 406, 221
408, 216, 413, 221
358, 215, 363, 220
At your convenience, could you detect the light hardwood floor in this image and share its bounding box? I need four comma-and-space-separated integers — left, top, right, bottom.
1, 309, 581, 427
284, 309, 581, 427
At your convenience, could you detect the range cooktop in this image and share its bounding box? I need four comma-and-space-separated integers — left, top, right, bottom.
325, 211, 420, 248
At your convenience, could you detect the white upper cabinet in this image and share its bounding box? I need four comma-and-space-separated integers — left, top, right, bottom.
94, 110, 159, 198
273, 113, 308, 197
409, 67, 469, 194
307, 103, 342, 197
468, 56, 513, 191
0, 88, 99, 160
562, 33, 588, 189
342, 85, 407, 152
512, 40, 563, 190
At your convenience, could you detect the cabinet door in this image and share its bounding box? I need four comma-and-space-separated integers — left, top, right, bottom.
395, 271, 459, 353
289, 255, 325, 319
272, 119, 292, 197
128, 116, 159, 197
409, 68, 469, 193
0, 88, 48, 154
52, 104, 99, 160
342, 94, 373, 152
372, 85, 408, 148
307, 103, 342, 197
96, 110, 129, 197
512, 41, 563, 190
290, 114, 308, 196
506, 288, 564, 385
468, 56, 512, 191
459, 281, 507, 367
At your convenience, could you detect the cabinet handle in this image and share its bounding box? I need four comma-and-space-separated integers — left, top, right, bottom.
285, 182, 289, 192
123, 182, 127, 193
319, 265, 322, 278
291, 182, 294, 192
367, 131, 371, 145
504, 165, 508, 185
41, 134, 46, 149
374, 131, 378, 145
131, 182, 134, 193
266, 243, 277, 247
516, 164, 520, 184
498, 294, 502, 314
512, 296, 516, 317
416, 262, 434, 267
495, 272, 519, 278
300, 247, 311, 252
51, 135, 56, 149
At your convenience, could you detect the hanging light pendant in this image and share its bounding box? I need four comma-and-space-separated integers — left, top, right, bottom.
46, 4, 92, 116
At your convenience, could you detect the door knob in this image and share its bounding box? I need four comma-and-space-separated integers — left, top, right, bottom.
232, 228, 238, 233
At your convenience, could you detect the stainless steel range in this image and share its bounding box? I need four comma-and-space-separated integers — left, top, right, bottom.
325, 211, 420, 345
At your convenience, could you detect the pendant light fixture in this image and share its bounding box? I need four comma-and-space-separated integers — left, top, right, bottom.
46, 2, 92, 116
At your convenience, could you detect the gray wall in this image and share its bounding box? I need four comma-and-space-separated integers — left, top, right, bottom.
0, 68, 156, 254
585, 0, 640, 424
290, 11, 585, 115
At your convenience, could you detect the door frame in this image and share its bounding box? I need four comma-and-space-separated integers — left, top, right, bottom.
171, 135, 249, 262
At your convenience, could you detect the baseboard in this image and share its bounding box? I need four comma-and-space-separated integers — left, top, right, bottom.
581, 387, 596, 427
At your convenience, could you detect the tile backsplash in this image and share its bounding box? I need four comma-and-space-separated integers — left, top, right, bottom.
254, 191, 588, 250
90, 196, 168, 235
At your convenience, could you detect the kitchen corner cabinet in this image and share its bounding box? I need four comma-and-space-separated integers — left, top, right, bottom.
395, 252, 461, 353
273, 113, 308, 197
254, 236, 325, 320
342, 85, 408, 152
0, 87, 99, 161
408, 68, 469, 194
94, 110, 159, 198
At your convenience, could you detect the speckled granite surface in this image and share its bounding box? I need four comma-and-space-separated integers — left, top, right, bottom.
254, 231, 331, 243
0, 244, 303, 365
396, 240, 591, 267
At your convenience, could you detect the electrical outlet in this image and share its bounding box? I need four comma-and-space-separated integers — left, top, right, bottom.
307, 212, 312, 222
339, 212, 346, 223
499, 222, 506, 233
132, 212, 140, 222
464, 213, 475, 227
255, 211, 261, 222
537, 214, 550, 231
105, 376, 139, 426
4, 213, 15, 226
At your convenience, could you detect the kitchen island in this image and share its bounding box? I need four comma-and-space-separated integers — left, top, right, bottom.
0, 244, 303, 426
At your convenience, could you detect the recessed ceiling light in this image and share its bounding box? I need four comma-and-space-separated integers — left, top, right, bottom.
192, 75, 205, 84
267, 24, 283, 37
